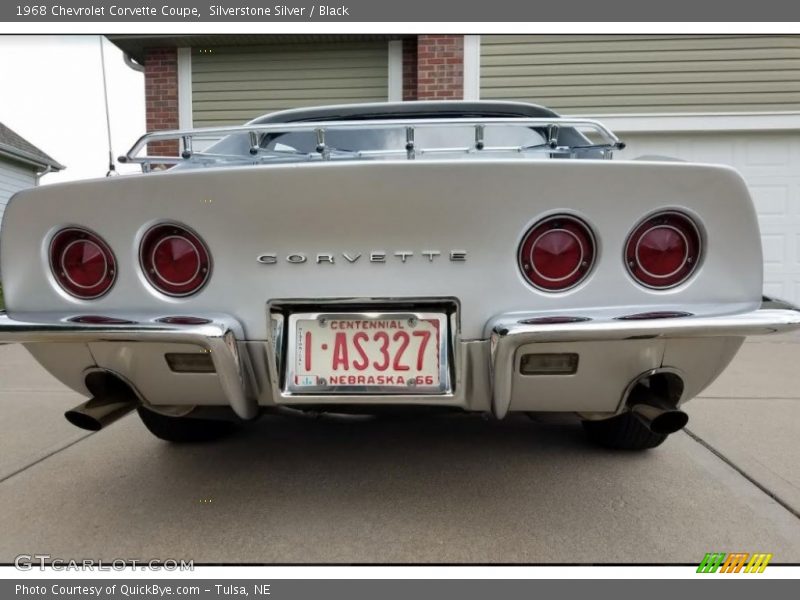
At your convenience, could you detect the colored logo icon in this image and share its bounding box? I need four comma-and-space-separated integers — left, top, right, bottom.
697, 552, 772, 573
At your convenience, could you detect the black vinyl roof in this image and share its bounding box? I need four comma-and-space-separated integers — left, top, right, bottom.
250, 101, 561, 124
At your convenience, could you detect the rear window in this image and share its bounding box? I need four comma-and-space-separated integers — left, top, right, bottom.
261, 125, 547, 155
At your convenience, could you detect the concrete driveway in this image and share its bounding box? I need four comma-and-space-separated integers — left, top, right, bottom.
0, 334, 799, 564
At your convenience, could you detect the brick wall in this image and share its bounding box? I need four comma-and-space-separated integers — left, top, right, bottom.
140, 38, 467, 144
144, 47, 179, 157
416, 35, 464, 100
402, 38, 418, 101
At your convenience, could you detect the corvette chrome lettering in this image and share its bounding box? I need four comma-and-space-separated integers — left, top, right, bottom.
256, 253, 278, 264
257, 251, 467, 264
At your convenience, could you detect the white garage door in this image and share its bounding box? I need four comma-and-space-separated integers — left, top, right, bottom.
618, 131, 800, 304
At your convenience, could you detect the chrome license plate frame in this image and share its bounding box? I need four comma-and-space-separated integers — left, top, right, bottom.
284, 311, 450, 395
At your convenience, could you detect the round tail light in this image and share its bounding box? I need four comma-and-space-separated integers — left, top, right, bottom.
140, 224, 211, 297
50, 228, 116, 299
518, 215, 596, 292
625, 211, 701, 289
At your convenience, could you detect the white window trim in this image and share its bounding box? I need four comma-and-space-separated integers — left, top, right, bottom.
463, 35, 480, 101
388, 40, 403, 102
177, 47, 193, 129
565, 111, 800, 133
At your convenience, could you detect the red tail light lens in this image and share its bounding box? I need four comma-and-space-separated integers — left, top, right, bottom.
518, 215, 596, 291
625, 211, 701, 289
140, 224, 211, 297
50, 228, 116, 299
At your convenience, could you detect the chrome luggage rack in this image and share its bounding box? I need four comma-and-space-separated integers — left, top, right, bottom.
120, 117, 626, 173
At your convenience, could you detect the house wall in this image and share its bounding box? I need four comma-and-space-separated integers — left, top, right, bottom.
480, 35, 800, 114
402, 38, 418, 101
141, 35, 800, 135
139, 36, 470, 143
144, 47, 179, 156
0, 159, 37, 233
191, 41, 390, 126
416, 35, 464, 100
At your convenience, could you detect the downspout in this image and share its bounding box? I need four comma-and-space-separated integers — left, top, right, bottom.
123, 53, 145, 73
35, 164, 53, 185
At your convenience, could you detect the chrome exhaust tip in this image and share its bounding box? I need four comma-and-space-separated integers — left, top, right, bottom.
630, 401, 689, 435
65, 397, 138, 431
65, 372, 139, 431
625, 369, 688, 435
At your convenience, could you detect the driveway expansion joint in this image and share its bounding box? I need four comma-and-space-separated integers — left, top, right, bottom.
0, 433, 92, 485
684, 427, 800, 520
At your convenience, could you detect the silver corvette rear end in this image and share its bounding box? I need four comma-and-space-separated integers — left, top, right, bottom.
1, 101, 798, 449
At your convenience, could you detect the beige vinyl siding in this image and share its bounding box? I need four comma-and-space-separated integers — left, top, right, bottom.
192, 42, 389, 126
480, 35, 800, 114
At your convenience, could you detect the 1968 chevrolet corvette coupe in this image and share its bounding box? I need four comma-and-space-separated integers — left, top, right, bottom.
1, 101, 799, 449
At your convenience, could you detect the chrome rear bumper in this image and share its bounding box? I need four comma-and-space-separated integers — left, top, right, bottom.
0, 313, 255, 419
489, 297, 800, 417
1, 297, 798, 421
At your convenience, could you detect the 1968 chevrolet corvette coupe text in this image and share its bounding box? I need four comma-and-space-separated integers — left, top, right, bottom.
1, 101, 799, 449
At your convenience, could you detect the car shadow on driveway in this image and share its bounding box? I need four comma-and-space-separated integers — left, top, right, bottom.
2, 411, 799, 564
